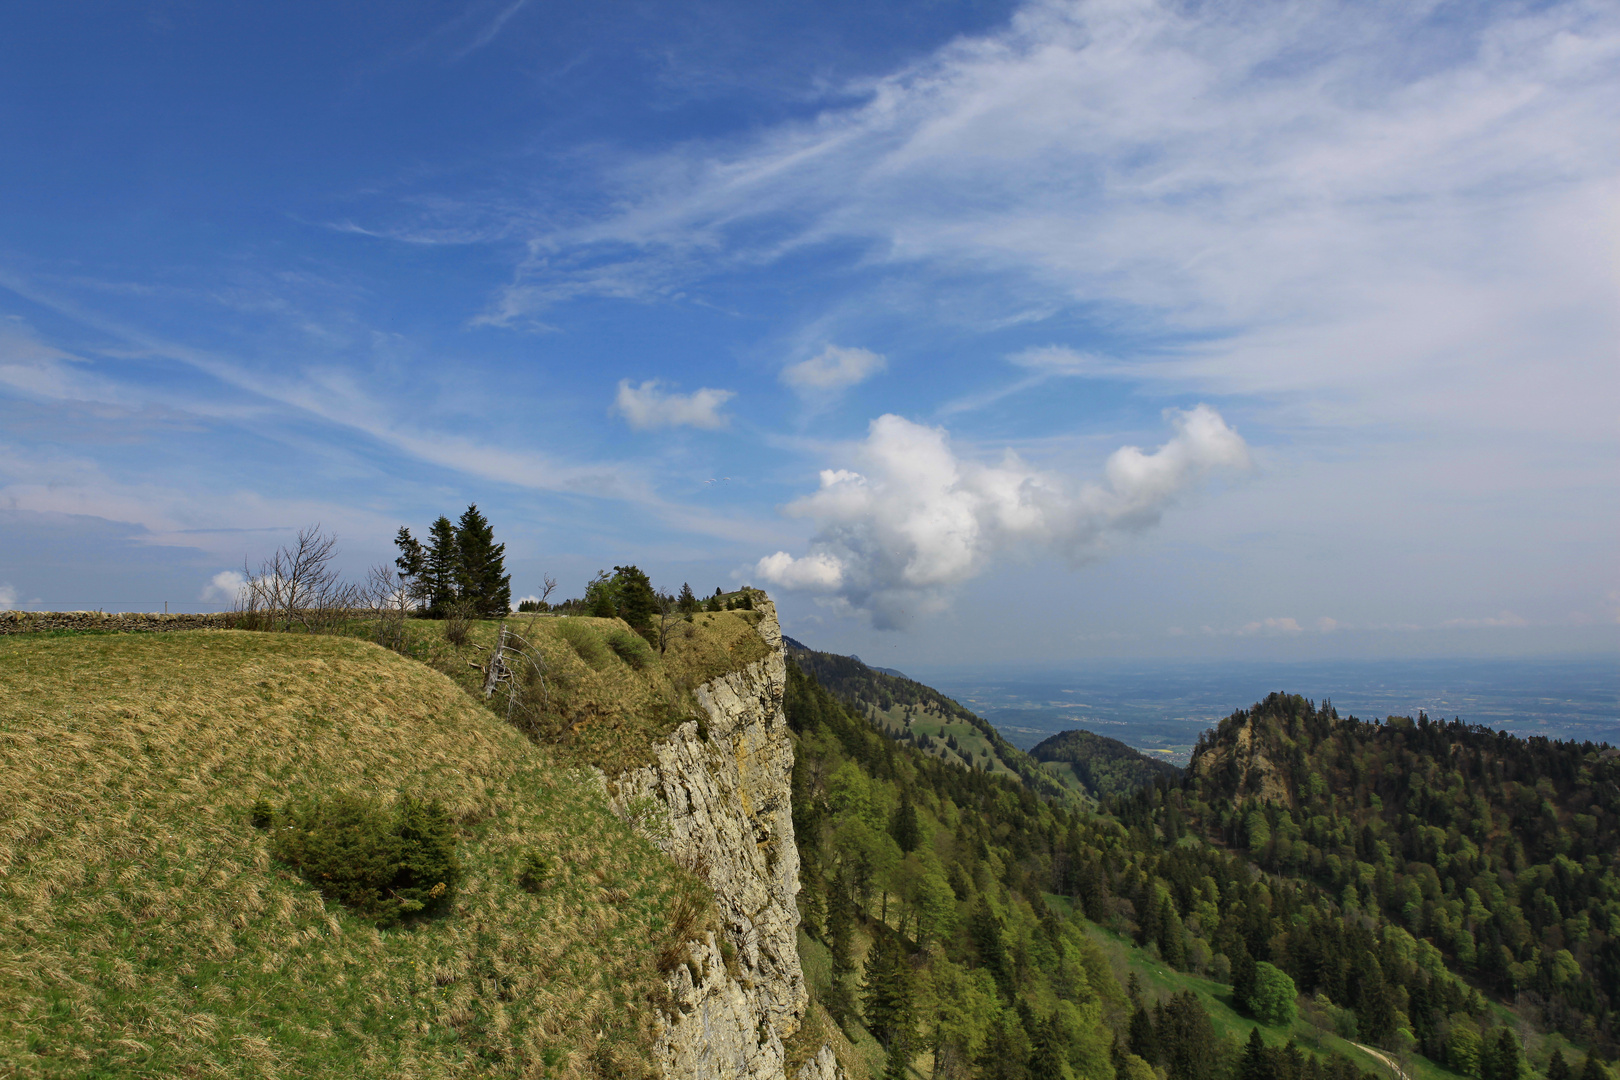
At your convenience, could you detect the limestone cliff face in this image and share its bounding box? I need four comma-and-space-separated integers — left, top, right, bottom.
608, 597, 837, 1080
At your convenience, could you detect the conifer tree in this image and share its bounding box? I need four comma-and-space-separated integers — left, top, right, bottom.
1241, 1029, 1275, 1080
393, 527, 426, 607
1028, 1014, 1067, 1080
1232, 947, 1258, 1015
862, 931, 912, 1049
1128, 1005, 1158, 1064
826, 874, 857, 1023
890, 794, 921, 854
455, 504, 510, 617
1548, 1050, 1570, 1080
883, 1037, 911, 1080
424, 516, 460, 616
969, 897, 1012, 996
978, 1013, 1031, 1080
678, 582, 698, 614
610, 565, 657, 634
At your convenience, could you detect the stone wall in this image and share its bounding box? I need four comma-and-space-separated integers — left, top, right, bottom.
607, 596, 844, 1080
0, 611, 236, 635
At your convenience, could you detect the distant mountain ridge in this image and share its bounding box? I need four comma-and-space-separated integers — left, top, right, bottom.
1029, 727, 1182, 800
782, 636, 1074, 802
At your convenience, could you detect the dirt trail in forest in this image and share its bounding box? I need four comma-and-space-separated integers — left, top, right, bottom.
1353, 1042, 1410, 1080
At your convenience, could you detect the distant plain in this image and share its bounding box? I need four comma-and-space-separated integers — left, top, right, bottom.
908, 656, 1618, 766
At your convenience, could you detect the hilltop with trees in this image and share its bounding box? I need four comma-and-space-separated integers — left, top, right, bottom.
1029, 729, 1183, 801
393, 504, 510, 618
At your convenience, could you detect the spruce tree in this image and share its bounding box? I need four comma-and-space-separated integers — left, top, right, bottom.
883, 1037, 911, 1080
610, 565, 658, 633
890, 794, 921, 853
862, 931, 911, 1049
1241, 1029, 1275, 1080
826, 874, 857, 1023
393, 527, 426, 608
455, 504, 510, 617
969, 897, 1011, 996
1028, 1015, 1067, 1080
678, 582, 698, 614
978, 1013, 1031, 1080
424, 516, 460, 617
1548, 1050, 1570, 1080
1128, 1005, 1157, 1064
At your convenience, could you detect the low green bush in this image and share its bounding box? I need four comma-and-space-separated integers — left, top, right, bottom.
270, 792, 462, 926
604, 627, 653, 670
516, 850, 551, 893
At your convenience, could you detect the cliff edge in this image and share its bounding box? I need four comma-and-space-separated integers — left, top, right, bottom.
607, 595, 841, 1080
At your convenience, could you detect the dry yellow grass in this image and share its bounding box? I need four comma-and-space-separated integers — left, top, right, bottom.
0, 630, 712, 1079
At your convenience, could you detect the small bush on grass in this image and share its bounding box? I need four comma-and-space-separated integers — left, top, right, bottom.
444, 600, 474, 646
271, 792, 462, 926
517, 850, 551, 893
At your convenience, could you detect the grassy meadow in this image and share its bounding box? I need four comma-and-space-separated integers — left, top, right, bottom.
0, 628, 722, 1079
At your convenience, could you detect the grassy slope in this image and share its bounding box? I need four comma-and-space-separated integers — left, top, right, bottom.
0, 630, 715, 1080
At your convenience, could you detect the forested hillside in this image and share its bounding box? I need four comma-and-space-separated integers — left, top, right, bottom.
784, 640, 1072, 801
1030, 729, 1182, 800
1182, 694, 1620, 1057
784, 661, 1392, 1080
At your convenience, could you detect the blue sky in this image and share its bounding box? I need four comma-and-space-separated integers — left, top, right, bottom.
1, 0, 1616, 666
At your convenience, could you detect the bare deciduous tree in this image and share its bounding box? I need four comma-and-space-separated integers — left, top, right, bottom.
366, 562, 409, 652
236, 525, 362, 633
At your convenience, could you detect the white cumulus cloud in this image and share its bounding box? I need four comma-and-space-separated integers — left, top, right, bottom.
200, 570, 247, 605
613, 379, 736, 430
781, 345, 887, 394
754, 404, 1250, 628
0, 582, 17, 610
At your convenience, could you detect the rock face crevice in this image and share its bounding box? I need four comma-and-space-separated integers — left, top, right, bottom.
608, 597, 834, 1080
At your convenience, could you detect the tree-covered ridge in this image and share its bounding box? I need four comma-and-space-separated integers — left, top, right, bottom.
1030, 729, 1183, 800
784, 639, 1072, 802
785, 661, 1387, 1080
1182, 692, 1620, 1056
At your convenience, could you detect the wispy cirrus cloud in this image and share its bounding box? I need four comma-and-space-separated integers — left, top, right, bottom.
483, 0, 1618, 438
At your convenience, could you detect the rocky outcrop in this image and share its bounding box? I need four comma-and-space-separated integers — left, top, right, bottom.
1190, 711, 1293, 806
608, 595, 841, 1080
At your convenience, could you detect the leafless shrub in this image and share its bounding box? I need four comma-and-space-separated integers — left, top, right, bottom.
235, 526, 362, 634
366, 563, 410, 653
443, 599, 474, 646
